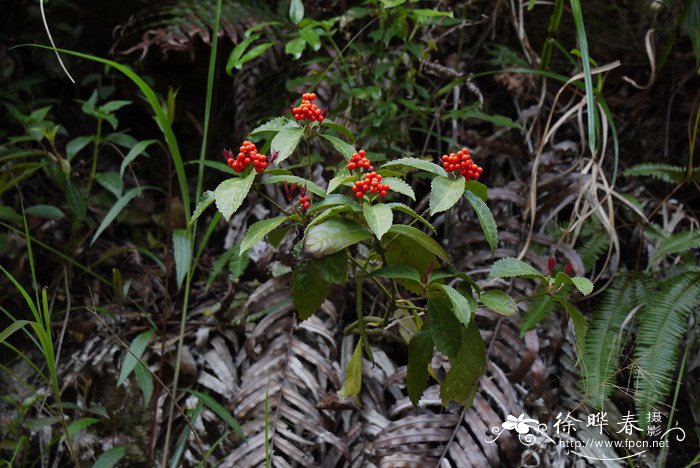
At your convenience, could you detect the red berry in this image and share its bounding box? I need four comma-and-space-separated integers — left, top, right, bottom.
355, 191, 364, 198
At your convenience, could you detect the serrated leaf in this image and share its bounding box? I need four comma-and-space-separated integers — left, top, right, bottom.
91, 187, 144, 245
289, 0, 305, 24
120, 139, 157, 177
464, 180, 487, 201
304, 218, 370, 257
117, 330, 154, 387
240, 215, 288, 252
382, 177, 415, 200
383, 157, 447, 177
271, 126, 304, 164
173, 229, 191, 289
338, 339, 363, 398
327, 174, 355, 194
464, 189, 498, 253
308, 194, 359, 212
386, 203, 435, 233
553, 272, 594, 296
429, 175, 465, 215
440, 322, 486, 406
489, 257, 543, 279
407, 326, 434, 405
428, 298, 462, 357
249, 117, 292, 136
292, 260, 329, 319
314, 250, 348, 284
439, 284, 473, 326
386, 224, 449, 262
369, 264, 422, 283
261, 174, 325, 196
363, 203, 393, 240
214, 170, 256, 221
480, 289, 517, 315
320, 134, 356, 160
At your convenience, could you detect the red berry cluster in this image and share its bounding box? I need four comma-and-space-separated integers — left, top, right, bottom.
284, 182, 311, 212
347, 150, 374, 172
440, 147, 483, 180
292, 93, 324, 123
225, 141, 268, 173
353, 171, 390, 199
299, 194, 311, 211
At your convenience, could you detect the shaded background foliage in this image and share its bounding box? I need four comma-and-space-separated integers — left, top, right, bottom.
0, 0, 699, 466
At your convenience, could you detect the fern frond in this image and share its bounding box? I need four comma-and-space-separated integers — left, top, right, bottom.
650, 229, 700, 265
519, 294, 557, 333
623, 163, 687, 184
577, 226, 610, 271
634, 273, 700, 428
583, 274, 643, 407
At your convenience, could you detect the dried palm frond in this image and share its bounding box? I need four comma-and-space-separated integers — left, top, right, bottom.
112, 0, 279, 59
219, 293, 348, 467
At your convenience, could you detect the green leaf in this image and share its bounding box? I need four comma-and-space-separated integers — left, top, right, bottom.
95, 172, 124, 199
519, 294, 557, 333
386, 224, 449, 262
429, 176, 465, 215
383, 157, 447, 177
327, 174, 355, 194
464, 180, 487, 201
321, 119, 355, 141
299, 27, 320, 50
289, 0, 305, 24
66, 135, 93, 161
386, 203, 435, 234
319, 134, 356, 160
363, 203, 393, 240
489, 258, 543, 280
623, 163, 689, 184
382, 177, 415, 200
66, 179, 87, 221
338, 339, 363, 398
240, 215, 288, 252
117, 330, 154, 387
369, 264, 422, 283
440, 322, 486, 406
120, 139, 157, 177
188, 191, 215, 228
556, 299, 588, 357
463, 190, 498, 253
249, 117, 292, 136
0, 320, 31, 344
553, 272, 594, 296
314, 250, 349, 284
91, 187, 144, 245
25, 204, 64, 220
304, 218, 370, 257
271, 126, 304, 164
439, 284, 473, 326
428, 298, 462, 357
261, 174, 325, 196
100, 100, 131, 112
226, 33, 262, 74
407, 326, 434, 405
285, 37, 306, 58
237, 43, 273, 69
480, 289, 517, 315
62, 417, 99, 443
214, 170, 256, 221
189, 390, 244, 438
133, 361, 153, 405
308, 194, 359, 212
173, 229, 191, 289
94, 445, 129, 468
292, 260, 329, 320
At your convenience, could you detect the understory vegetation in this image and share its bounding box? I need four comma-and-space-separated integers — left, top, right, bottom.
0, 0, 699, 466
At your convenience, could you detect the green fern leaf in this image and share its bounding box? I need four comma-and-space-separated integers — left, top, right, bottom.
582, 274, 643, 407
623, 163, 687, 184
650, 229, 700, 265
634, 273, 700, 429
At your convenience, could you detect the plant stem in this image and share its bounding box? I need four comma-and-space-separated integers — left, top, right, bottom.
87, 117, 102, 193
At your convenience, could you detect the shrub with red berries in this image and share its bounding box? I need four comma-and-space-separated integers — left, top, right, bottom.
225, 141, 268, 173
347, 150, 374, 172
353, 171, 390, 199
440, 147, 483, 180
292, 93, 324, 123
